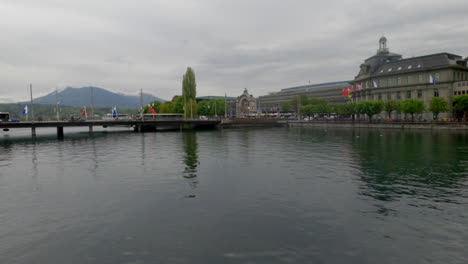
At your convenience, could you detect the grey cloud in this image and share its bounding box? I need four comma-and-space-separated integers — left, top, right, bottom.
1, 0, 467, 101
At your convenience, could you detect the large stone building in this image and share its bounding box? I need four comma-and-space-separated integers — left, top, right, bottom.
352, 36, 468, 119
258, 81, 351, 113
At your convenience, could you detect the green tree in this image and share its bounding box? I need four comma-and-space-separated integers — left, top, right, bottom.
281, 102, 292, 112
337, 102, 357, 120
198, 101, 210, 116
401, 99, 425, 121
384, 100, 399, 119
316, 102, 331, 116
300, 105, 316, 119
453, 95, 468, 121
209, 99, 225, 116
428, 97, 449, 120
357, 101, 384, 121
185, 99, 198, 119
182, 67, 197, 118
159, 102, 174, 113
172, 96, 185, 114
182, 67, 196, 101
291, 95, 309, 112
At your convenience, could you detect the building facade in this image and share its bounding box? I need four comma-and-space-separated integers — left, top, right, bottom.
236, 89, 257, 117
258, 81, 351, 113
352, 37, 468, 119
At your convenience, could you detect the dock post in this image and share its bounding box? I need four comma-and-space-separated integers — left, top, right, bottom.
89, 125, 93, 134
57, 126, 64, 139
31, 127, 36, 138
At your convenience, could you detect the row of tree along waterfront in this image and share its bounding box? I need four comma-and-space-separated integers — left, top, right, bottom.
281, 94, 468, 121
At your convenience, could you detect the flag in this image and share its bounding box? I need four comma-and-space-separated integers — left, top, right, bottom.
81, 106, 87, 118
347, 87, 353, 98
355, 83, 361, 90
22, 105, 28, 115
341, 89, 348, 96
149, 104, 157, 114
112, 106, 117, 117
373, 80, 379, 88
429, 75, 436, 85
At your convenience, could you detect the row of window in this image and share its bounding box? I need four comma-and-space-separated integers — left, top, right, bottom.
365, 88, 440, 101
454, 90, 467, 95
363, 73, 440, 88
454, 72, 468, 81
380, 64, 422, 73
457, 82, 468, 87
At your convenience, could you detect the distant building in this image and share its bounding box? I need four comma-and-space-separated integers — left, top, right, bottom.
258, 81, 351, 113
352, 36, 468, 119
236, 89, 257, 117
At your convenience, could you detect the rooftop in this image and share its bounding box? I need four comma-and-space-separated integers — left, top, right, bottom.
373, 52, 466, 76
281, 80, 352, 92
196, 96, 236, 101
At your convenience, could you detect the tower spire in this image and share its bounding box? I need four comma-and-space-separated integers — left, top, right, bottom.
378, 36, 388, 54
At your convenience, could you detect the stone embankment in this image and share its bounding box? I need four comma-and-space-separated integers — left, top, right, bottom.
219, 118, 468, 130
288, 120, 468, 130
219, 118, 287, 128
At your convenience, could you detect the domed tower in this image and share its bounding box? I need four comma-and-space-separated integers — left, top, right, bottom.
377, 36, 389, 54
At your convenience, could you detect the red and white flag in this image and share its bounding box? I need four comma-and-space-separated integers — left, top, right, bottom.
148, 104, 157, 114
81, 106, 87, 118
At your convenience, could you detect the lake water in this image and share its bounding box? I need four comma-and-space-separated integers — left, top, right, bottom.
0, 127, 467, 264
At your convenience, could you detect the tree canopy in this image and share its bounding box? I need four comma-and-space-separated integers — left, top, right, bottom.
182, 67, 196, 102
198, 99, 225, 116
356, 101, 384, 121
453, 95, 468, 121
281, 102, 292, 112
428, 97, 449, 120
384, 100, 399, 118
400, 99, 425, 121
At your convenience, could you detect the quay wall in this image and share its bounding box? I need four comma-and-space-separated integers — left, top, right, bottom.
288, 121, 468, 130
220, 119, 287, 128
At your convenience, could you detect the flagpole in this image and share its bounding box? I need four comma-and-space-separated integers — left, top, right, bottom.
183, 93, 186, 120
140, 89, 143, 120
56, 87, 60, 121
90, 87, 94, 120
30, 84, 34, 122
224, 93, 227, 119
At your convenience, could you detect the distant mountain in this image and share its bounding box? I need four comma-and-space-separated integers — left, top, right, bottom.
29, 86, 165, 109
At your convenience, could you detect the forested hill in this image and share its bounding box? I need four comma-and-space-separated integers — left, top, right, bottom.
27, 86, 165, 108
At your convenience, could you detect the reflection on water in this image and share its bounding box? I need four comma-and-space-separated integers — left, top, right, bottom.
182, 132, 199, 192
352, 131, 468, 205
0, 127, 466, 264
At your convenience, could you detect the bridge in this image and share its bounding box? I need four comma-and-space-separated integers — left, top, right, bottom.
0, 119, 221, 138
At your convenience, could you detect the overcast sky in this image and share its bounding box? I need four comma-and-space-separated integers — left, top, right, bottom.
2, 0, 467, 102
